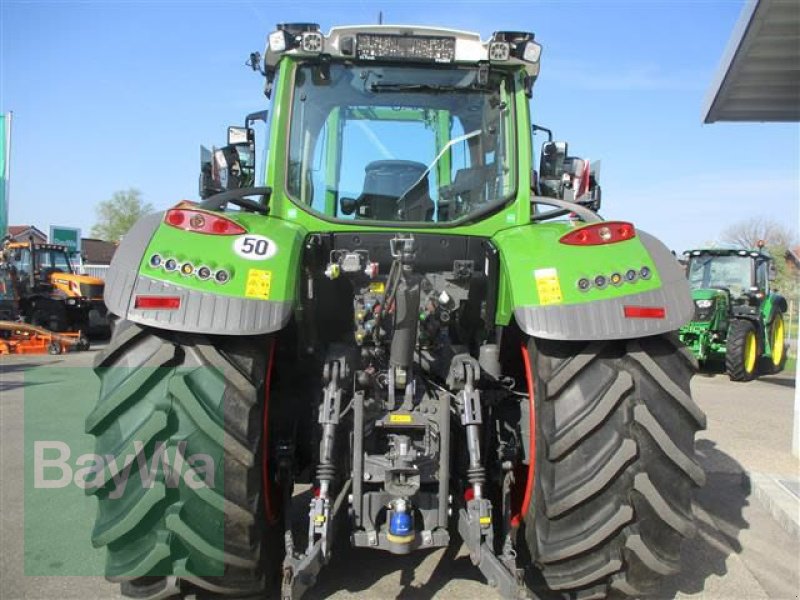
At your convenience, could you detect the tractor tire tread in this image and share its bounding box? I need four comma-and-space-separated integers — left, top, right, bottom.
726, 319, 758, 381
524, 333, 704, 596
89, 320, 275, 599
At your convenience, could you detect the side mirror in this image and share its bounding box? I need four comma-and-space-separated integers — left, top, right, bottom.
539, 141, 567, 179
199, 144, 255, 199
228, 126, 254, 146
340, 197, 358, 216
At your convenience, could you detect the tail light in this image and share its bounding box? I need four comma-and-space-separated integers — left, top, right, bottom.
624, 306, 666, 319
164, 209, 245, 235
560, 221, 636, 246
134, 295, 181, 310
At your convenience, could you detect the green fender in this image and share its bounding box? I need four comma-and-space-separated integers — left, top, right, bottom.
492, 223, 693, 340
103, 210, 306, 335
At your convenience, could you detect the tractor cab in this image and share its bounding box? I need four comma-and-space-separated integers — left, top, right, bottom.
685, 247, 773, 317
4, 242, 74, 294
198, 24, 600, 225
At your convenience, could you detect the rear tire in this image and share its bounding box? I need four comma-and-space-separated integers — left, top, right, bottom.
761, 312, 788, 375
520, 333, 706, 597
87, 320, 283, 598
726, 319, 759, 381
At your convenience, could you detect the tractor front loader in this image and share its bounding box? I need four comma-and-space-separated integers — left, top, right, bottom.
88, 24, 705, 600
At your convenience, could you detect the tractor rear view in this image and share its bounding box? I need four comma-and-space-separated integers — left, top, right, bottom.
88, 23, 705, 600
679, 246, 788, 380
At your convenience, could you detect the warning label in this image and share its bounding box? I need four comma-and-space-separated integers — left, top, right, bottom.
534, 268, 563, 305
245, 269, 272, 300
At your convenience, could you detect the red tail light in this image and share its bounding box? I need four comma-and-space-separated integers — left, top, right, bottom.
559, 221, 636, 246
134, 295, 181, 310
164, 209, 245, 235
624, 306, 665, 319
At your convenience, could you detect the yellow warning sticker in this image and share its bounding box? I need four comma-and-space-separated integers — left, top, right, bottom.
534, 268, 563, 305
389, 414, 413, 424
369, 281, 386, 294
245, 269, 272, 300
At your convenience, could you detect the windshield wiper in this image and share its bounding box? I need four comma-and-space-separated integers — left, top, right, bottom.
369, 82, 491, 94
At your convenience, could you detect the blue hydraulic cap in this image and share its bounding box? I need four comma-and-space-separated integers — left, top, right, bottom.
389, 511, 413, 537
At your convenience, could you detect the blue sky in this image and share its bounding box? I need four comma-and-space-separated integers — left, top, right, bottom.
1, 0, 798, 252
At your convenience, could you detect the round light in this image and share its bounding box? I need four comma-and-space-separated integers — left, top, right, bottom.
164, 258, 178, 272
149, 254, 162, 268
212, 219, 228, 234
215, 269, 230, 284
197, 266, 212, 280
610, 273, 622, 286
640, 266, 652, 279
617, 224, 634, 239
577, 278, 591, 291
625, 269, 638, 282
594, 275, 607, 288
181, 263, 194, 276
598, 226, 612, 242
166, 211, 185, 226
189, 214, 206, 229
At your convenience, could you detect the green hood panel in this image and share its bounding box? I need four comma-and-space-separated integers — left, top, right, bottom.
690, 288, 726, 301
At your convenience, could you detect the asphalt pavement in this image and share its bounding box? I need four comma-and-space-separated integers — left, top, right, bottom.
0, 348, 798, 599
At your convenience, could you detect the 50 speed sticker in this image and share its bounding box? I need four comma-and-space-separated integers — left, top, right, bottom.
534, 267, 563, 305
233, 234, 278, 260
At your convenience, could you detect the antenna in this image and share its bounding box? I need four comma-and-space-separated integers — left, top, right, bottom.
378, 11, 383, 25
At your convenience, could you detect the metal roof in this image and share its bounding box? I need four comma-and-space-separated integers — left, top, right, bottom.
704, 0, 800, 123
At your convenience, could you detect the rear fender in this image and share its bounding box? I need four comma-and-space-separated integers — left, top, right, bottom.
761, 293, 788, 324
494, 224, 692, 340
104, 211, 303, 335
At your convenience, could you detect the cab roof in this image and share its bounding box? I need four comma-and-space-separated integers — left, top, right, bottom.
684, 247, 772, 259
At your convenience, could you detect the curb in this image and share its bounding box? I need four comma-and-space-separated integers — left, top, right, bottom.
746, 472, 800, 540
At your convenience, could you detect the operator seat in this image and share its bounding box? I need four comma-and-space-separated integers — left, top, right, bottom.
357, 160, 433, 221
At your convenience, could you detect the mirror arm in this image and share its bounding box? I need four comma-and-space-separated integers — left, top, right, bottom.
244, 110, 269, 128
532, 124, 553, 141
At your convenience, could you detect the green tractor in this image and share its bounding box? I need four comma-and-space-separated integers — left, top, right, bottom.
89, 24, 705, 600
679, 246, 788, 381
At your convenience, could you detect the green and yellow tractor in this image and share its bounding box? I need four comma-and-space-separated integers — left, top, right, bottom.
679, 246, 788, 381
89, 23, 705, 600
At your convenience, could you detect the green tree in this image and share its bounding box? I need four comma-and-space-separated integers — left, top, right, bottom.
90, 188, 153, 242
